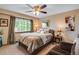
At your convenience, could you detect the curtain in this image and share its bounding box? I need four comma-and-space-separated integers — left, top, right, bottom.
7, 16, 15, 44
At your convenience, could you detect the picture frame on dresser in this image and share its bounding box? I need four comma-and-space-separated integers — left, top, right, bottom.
0, 18, 8, 27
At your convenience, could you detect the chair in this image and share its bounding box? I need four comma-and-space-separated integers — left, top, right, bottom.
48, 41, 76, 55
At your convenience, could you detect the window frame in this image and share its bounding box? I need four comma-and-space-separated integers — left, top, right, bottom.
15, 17, 33, 33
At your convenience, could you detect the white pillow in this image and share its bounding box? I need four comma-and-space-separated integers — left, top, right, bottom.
37, 28, 43, 33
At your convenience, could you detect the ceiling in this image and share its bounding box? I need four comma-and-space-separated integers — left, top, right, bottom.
0, 4, 79, 18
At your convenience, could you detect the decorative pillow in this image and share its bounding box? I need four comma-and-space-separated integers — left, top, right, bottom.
37, 28, 44, 33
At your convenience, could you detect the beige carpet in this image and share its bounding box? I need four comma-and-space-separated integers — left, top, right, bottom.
0, 43, 56, 55
0, 43, 29, 55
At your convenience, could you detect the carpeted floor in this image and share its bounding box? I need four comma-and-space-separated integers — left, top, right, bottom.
0, 43, 56, 55
0, 43, 29, 55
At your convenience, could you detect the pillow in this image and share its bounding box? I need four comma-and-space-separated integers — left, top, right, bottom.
37, 30, 40, 33
37, 28, 44, 33
40, 30, 44, 33
43, 28, 50, 33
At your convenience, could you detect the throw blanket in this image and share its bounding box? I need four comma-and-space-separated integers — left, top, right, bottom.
20, 36, 44, 53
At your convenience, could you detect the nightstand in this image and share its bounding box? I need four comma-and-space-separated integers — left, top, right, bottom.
55, 35, 62, 43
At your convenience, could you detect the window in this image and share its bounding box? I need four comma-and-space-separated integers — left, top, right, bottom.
42, 22, 48, 28
15, 18, 32, 32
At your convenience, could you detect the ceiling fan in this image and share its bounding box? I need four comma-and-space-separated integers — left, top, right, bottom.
26, 4, 47, 15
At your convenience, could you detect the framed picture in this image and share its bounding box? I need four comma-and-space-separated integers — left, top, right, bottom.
0, 18, 8, 27
65, 16, 75, 31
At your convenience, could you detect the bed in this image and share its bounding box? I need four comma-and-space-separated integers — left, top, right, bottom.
18, 31, 54, 54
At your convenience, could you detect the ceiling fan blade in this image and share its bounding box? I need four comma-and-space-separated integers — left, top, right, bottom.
40, 11, 47, 14
40, 5, 47, 9
26, 4, 33, 9
25, 11, 32, 12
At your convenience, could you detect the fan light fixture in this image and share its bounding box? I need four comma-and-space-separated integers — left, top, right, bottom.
33, 11, 40, 15
26, 4, 47, 15
33, 5, 40, 15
